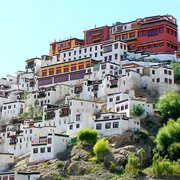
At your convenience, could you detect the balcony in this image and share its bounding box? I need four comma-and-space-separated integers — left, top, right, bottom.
34, 116, 42, 122
60, 108, 69, 117
45, 113, 55, 120
37, 92, 46, 98
93, 85, 99, 91
74, 86, 82, 94
92, 32, 101, 36
9, 141, 17, 145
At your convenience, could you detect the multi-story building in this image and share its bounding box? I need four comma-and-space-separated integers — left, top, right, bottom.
49, 38, 84, 56
112, 15, 178, 52
38, 57, 99, 87
84, 25, 111, 45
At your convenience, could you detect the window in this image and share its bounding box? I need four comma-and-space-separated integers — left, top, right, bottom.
69, 125, 73, 130
114, 43, 118, 49
95, 46, 97, 50
138, 32, 141, 37
125, 104, 128, 109
113, 122, 119, 128
76, 124, 80, 128
152, 70, 155, 74
164, 69, 167, 74
74, 51, 76, 55
159, 27, 164, 33
109, 55, 112, 61
109, 98, 113, 102
33, 148, 38, 154
116, 107, 120, 111
148, 29, 158, 36
167, 28, 169, 33
40, 147, 45, 153
154, 43, 158, 47
157, 78, 160, 83
103, 45, 112, 53
79, 50, 81, 54
96, 123, 102, 130
48, 138, 52, 144
142, 31, 147, 36
69, 52, 71, 56
121, 106, 124, 111
84, 48, 87, 53
168, 71, 172, 75
116, 96, 120, 101
159, 42, 164, 46
104, 56, 107, 62
47, 147, 51, 152
30, 129, 32, 134
105, 122, 111, 129
64, 53, 66, 58
76, 114, 81, 121
164, 78, 168, 83
114, 54, 118, 60
115, 35, 120, 40
90, 47, 92, 51
129, 32, 135, 38
122, 34, 128, 39
95, 53, 97, 57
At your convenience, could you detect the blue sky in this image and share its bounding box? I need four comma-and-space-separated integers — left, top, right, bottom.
0, 0, 179, 77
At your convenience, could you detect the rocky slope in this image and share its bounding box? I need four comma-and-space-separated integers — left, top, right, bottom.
10, 115, 163, 180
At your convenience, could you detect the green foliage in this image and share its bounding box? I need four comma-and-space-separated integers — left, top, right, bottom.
23, 91, 28, 100
34, 98, 39, 108
130, 104, 145, 117
56, 161, 64, 168
18, 112, 27, 120
46, 161, 51, 166
37, 107, 43, 117
139, 148, 146, 169
90, 166, 98, 173
28, 105, 34, 119
125, 153, 140, 175
151, 154, 180, 175
78, 128, 98, 145
110, 161, 115, 172
171, 60, 180, 81
93, 138, 109, 158
54, 175, 64, 180
155, 118, 180, 160
156, 91, 180, 120
88, 156, 99, 163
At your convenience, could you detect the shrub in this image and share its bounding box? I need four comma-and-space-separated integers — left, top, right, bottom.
88, 156, 99, 163
125, 153, 140, 175
56, 161, 64, 168
93, 138, 109, 158
110, 161, 115, 172
46, 161, 51, 166
130, 104, 145, 117
78, 128, 98, 145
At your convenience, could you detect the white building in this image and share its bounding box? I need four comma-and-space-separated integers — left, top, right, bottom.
1, 101, 25, 120
94, 112, 140, 136
30, 133, 69, 162
46, 40, 128, 66
115, 98, 154, 117
0, 153, 14, 172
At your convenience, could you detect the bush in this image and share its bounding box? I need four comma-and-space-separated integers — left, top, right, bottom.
110, 161, 115, 172
78, 128, 98, 145
130, 104, 145, 117
88, 156, 99, 163
155, 118, 180, 160
46, 161, 51, 166
125, 153, 140, 175
93, 138, 109, 158
56, 161, 64, 168
151, 154, 180, 175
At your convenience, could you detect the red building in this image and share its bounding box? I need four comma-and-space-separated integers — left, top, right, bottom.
84, 26, 110, 45
112, 15, 178, 53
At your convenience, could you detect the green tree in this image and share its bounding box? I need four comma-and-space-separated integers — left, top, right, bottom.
93, 138, 109, 159
28, 105, 34, 119
34, 98, 39, 108
156, 91, 180, 120
171, 60, 180, 81
139, 148, 146, 169
130, 104, 145, 117
125, 153, 140, 175
155, 118, 180, 160
78, 128, 98, 145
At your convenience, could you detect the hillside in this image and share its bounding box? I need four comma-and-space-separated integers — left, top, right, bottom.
9, 114, 163, 180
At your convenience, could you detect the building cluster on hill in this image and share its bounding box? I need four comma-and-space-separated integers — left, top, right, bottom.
0, 14, 180, 179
